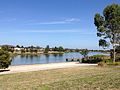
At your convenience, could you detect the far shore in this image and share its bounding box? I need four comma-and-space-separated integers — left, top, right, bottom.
0, 62, 97, 75
11, 51, 64, 55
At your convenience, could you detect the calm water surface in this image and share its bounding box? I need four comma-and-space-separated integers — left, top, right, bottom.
11, 52, 110, 65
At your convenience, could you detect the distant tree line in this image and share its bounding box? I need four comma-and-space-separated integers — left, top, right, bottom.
0, 45, 65, 54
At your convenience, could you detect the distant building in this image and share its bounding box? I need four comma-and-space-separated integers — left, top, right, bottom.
14, 47, 21, 51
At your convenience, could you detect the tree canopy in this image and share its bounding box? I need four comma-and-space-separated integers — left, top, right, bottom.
94, 3, 120, 62
80, 49, 89, 58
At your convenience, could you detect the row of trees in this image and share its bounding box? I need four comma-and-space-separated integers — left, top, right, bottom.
0, 45, 64, 53
44, 45, 64, 53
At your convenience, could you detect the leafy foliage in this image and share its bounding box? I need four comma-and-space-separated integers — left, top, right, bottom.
116, 46, 120, 52
1, 45, 14, 52
58, 46, 64, 52
94, 4, 120, 62
82, 55, 110, 63
0, 49, 11, 69
94, 4, 120, 48
80, 49, 89, 58
99, 39, 109, 49
52, 46, 64, 52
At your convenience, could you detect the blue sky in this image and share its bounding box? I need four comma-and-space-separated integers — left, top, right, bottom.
0, 0, 120, 49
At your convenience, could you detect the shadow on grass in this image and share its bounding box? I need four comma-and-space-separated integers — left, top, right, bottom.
0, 69, 10, 72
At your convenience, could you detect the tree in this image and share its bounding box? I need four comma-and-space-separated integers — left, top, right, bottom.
52, 46, 58, 51
1, 45, 9, 51
58, 46, 64, 52
29, 45, 34, 53
1, 45, 14, 52
80, 49, 89, 59
0, 49, 11, 69
16, 45, 20, 48
94, 3, 120, 62
21, 46, 24, 48
44, 45, 49, 53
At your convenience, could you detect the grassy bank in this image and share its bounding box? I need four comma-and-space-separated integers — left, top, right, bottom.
0, 66, 120, 90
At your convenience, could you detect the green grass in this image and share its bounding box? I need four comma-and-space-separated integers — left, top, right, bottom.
107, 62, 120, 66
0, 66, 120, 90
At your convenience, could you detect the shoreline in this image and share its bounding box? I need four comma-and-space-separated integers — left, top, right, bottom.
10, 52, 65, 57
12, 51, 65, 55
0, 62, 97, 75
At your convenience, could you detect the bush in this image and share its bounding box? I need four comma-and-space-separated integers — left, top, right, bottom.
0, 49, 11, 69
82, 58, 102, 63
81, 55, 110, 63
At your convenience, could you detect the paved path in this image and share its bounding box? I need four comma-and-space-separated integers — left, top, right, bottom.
0, 62, 97, 75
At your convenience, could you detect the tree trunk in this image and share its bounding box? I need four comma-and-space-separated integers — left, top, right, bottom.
112, 33, 116, 63
113, 45, 116, 63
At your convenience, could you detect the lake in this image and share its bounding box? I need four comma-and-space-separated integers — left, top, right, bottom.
11, 52, 110, 65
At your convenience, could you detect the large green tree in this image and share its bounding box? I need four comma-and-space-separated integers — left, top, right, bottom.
0, 49, 11, 69
94, 3, 120, 62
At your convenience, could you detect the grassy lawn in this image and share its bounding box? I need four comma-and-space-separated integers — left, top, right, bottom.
0, 66, 120, 90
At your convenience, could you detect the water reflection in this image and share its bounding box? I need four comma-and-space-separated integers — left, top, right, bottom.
52, 53, 58, 57
20, 54, 25, 58
58, 53, 63, 57
25, 55, 29, 59
11, 52, 110, 65
44, 54, 49, 63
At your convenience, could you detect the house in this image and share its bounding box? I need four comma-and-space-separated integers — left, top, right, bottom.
14, 47, 21, 51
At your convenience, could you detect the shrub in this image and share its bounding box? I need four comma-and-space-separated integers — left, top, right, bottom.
82, 58, 102, 63
0, 49, 11, 69
81, 55, 110, 63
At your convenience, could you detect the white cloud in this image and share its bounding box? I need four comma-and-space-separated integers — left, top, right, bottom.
0, 29, 96, 35
28, 18, 80, 25
64, 18, 80, 22
18, 29, 81, 33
